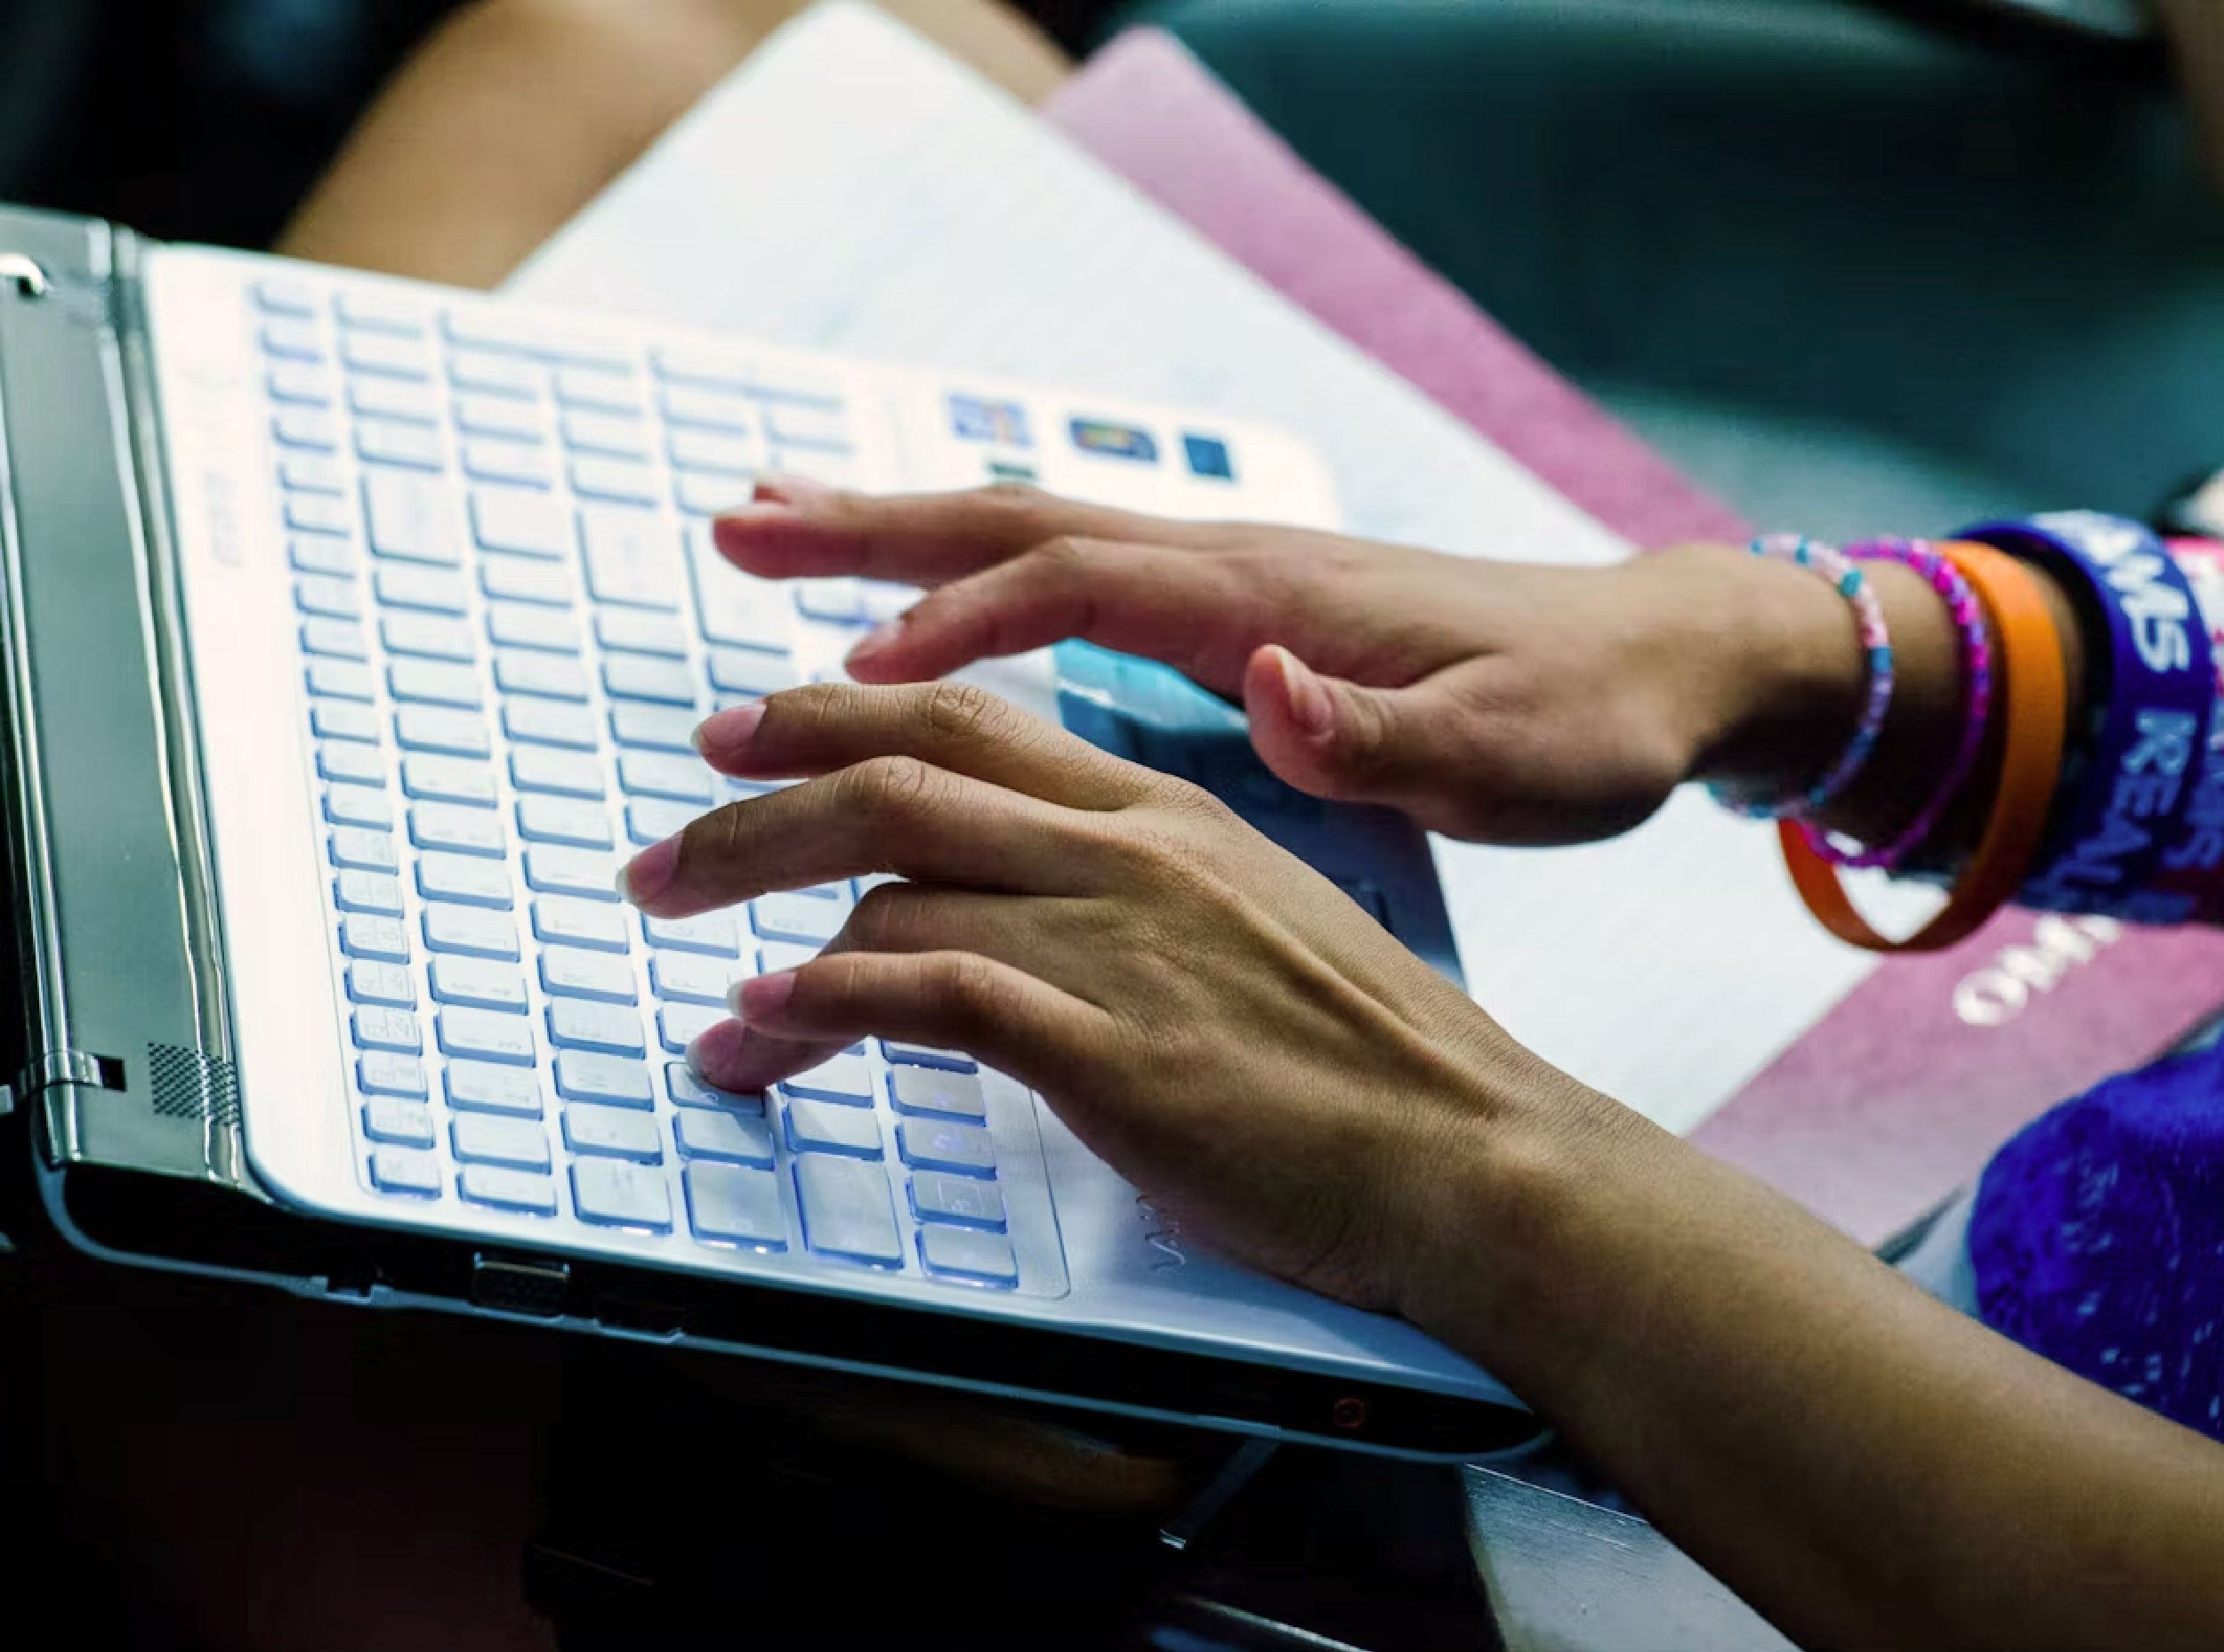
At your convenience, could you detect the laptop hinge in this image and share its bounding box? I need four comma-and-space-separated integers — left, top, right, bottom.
17, 1048, 121, 1099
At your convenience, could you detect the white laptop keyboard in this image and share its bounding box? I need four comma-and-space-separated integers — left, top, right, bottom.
251, 275, 1028, 1290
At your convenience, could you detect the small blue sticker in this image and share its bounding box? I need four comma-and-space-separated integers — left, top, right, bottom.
1183, 434, 1235, 481
949, 394, 1033, 448
1069, 419, 1159, 464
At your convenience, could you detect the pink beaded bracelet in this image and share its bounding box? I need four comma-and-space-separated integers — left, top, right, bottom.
1796, 538, 1994, 871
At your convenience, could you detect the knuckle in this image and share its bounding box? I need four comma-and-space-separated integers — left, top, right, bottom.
1035, 534, 1093, 579
919, 680, 1003, 747
846, 882, 927, 949
976, 480, 1051, 520
846, 753, 940, 821
929, 953, 1013, 1029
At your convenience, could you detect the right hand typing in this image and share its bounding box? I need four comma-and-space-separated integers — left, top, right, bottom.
713, 479, 1868, 845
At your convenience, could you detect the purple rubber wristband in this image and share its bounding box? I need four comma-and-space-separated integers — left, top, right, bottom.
1797, 539, 1994, 871
1962, 512, 2214, 916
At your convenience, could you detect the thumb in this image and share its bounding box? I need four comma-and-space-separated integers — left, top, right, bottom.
1244, 645, 1458, 814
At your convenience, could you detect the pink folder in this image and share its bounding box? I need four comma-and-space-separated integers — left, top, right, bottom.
1048, 31, 2224, 1246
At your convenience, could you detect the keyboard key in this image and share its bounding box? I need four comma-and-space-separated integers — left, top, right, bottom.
534, 896, 628, 952
569, 1158, 672, 1230
495, 650, 590, 701
539, 946, 636, 1003
370, 1146, 442, 1197
560, 407, 650, 459
649, 952, 734, 1007
643, 911, 737, 956
396, 705, 492, 759
334, 869, 404, 915
349, 375, 438, 423
357, 1050, 429, 1099
547, 999, 643, 1057
909, 1172, 1007, 1232
603, 656, 695, 705
675, 1108, 774, 1167
570, 455, 659, 504
282, 453, 348, 495
595, 608, 687, 658
668, 1062, 761, 1112
657, 1003, 726, 1053
505, 701, 600, 755
752, 891, 845, 946
764, 403, 851, 450
618, 752, 713, 804
340, 914, 412, 963
311, 701, 380, 744
458, 1164, 558, 1215
512, 747, 604, 798
431, 955, 529, 1013
889, 1065, 987, 1122
796, 581, 865, 625
338, 290, 427, 336
674, 473, 757, 517
770, 446, 858, 489
481, 553, 574, 608
308, 659, 376, 702
524, 844, 619, 900
439, 1005, 537, 1067
326, 825, 398, 872
343, 329, 431, 380
358, 418, 445, 471
785, 1098, 882, 1159
626, 798, 703, 847
488, 602, 581, 654
382, 612, 476, 661
517, 794, 612, 847
302, 617, 367, 661
780, 1053, 873, 1103
462, 437, 553, 488
447, 1061, 544, 1117
292, 537, 360, 579
448, 348, 543, 398
470, 484, 569, 558
267, 360, 331, 404
423, 903, 519, 961
402, 753, 498, 807
294, 575, 359, 622
554, 365, 644, 414
687, 525, 791, 652
553, 1050, 654, 1108
351, 1005, 423, 1054
609, 702, 694, 751
793, 1153, 900, 1262
758, 941, 818, 976
451, 1113, 551, 1172
375, 564, 469, 615
454, 392, 545, 442
882, 1042, 979, 1073
418, 850, 516, 908
706, 649, 802, 698
443, 306, 631, 367
346, 961, 415, 1009
658, 380, 755, 429
918, 1225, 1019, 1286
409, 800, 507, 858
668, 426, 761, 475
561, 1103, 662, 1161
325, 784, 393, 829
363, 469, 461, 566
685, 1163, 786, 1247
388, 659, 482, 707
898, 1119, 995, 1179
579, 506, 683, 609
257, 278, 318, 317
285, 494, 351, 538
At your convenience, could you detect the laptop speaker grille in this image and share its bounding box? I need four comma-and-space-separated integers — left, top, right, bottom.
146, 1044, 241, 1127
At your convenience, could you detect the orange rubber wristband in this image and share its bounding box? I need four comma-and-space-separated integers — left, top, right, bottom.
1777, 540, 2067, 954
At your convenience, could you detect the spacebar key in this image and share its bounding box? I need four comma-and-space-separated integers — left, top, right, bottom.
793, 1154, 901, 1265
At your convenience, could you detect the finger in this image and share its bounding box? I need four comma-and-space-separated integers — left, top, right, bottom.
1244, 646, 1490, 829
691, 951, 1108, 1096
712, 477, 1209, 585
693, 681, 1151, 811
616, 755, 1115, 919
841, 536, 1256, 692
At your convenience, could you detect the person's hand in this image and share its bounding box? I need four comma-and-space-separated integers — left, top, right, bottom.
712, 479, 1873, 845
616, 680, 1619, 1313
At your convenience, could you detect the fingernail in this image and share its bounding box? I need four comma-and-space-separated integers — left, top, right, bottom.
1276, 648, 1335, 739
844, 620, 903, 668
736, 970, 798, 1021
754, 473, 834, 508
693, 700, 766, 761
616, 834, 680, 906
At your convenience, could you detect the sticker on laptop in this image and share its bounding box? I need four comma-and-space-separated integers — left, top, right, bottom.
948, 394, 1034, 448
1068, 419, 1160, 464
1182, 434, 1236, 482
985, 459, 1040, 486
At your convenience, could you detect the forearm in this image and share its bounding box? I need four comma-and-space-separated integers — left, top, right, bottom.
1410, 1094, 2224, 1650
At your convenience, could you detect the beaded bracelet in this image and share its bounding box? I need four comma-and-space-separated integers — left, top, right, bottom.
1795, 539, 1994, 871
1710, 536, 1893, 821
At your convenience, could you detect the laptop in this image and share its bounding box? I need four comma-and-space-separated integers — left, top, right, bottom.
0, 205, 1528, 1457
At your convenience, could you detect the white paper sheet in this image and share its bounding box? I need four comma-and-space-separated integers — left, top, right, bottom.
512, 1, 1895, 1133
